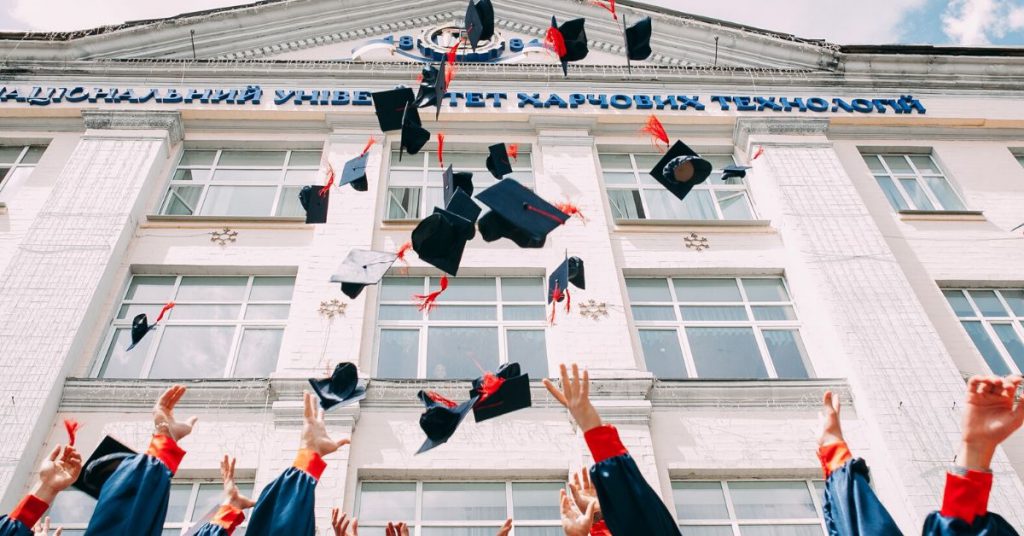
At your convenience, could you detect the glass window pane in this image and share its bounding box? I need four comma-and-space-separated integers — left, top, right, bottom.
969, 290, 1008, 317
48, 490, 96, 524
743, 279, 790, 302
608, 189, 645, 219
503, 305, 546, 321
117, 303, 165, 320
162, 185, 203, 215
250, 277, 295, 301
426, 186, 445, 212
875, 176, 909, 211
680, 306, 748, 321
379, 304, 422, 320
883, 155, 913, 173
0, 147, 23, 164
1001, 290, 1024, 316
99, 328, 150, 378
177, 277, 248, 302
674, 279, 742, 302
604, 171, 638, 185
377, 330, 419, 378
173, 169, 211, 182
125, 276, 175, 301
218, 150, 287, 167
284, 169, 318, 184
211, 169, 284, 182
899, 179, 934, 210
435, 277, 496, 301
752, 306, 798, 321
179, 150, 217, 166
512, 482, 562, 520
437, 152, 486, 169
166, 484, 194, 523
943, 290, 974, 317
729, 481, 816, 519
289, 150, 322, 167
387, 187, 421, 219
507, 330, 548, 378
278, 186, 305, 217
599, 153, 633, 169
381, 278, 424, 301
422, 482, 506, 521
199, 185, 277, 216
645, 189, 692, 220
148, 326, 234, 379
426, 327, 499, 379
687, 327, 768, 379
991, 324, 1024, 372
359, 483, 416, 522
501, 278, 544, 301
678, 190, 719, 220
924, 177, 965, 210
626, 279, 672, 302
639, 330, 687, 379
191, 484, 224, 521
172, 304, 242, 320
910, 155, 942, 175
389, 169, 424, 185
21, 146, 45, 164
717, 190, 754, 220
429, 305, 498, 321
673, 482, 728, 520
680, 527, 734, 536
233, 329, 283, 377
962, 321, 1012, 375
740, 526, 823, 536
631, 305, 676, 321
764, 330, 810, 379
633, 154, 661, 170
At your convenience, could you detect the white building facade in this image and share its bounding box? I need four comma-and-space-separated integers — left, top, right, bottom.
1, 0, 1024, 534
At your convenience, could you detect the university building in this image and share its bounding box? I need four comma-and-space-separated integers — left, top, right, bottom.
1, 0, 1023, 533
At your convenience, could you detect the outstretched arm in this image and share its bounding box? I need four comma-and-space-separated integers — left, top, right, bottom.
192, 456, 255, 536
0, 446, 82, 536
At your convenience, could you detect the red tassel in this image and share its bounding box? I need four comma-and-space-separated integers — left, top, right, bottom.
413, 275, 449, 313
476, 372, 506, 404
319, 155, 336, 197
445, 65, 457, 87
395, 241, 413, 275
416, 73, 424, 84
591, 0, 618, 19
752, 146, 765, 160
525, 203, 567, 225
155, 302, 175, 323
437, 133, 445, 167
555, 202, 587, 224
426, 391, 457, 409
63, 418, 79, 447
360, 136, 377, 156
641, 115, 669, 149
545, 26, 567, 58
507, 144, 519, 161
446, 41, 461, 66
549, 282, 563, 324
565, 288, 571, 314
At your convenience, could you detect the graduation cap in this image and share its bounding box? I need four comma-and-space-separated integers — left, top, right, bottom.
464, 0, 494, 50
330, 249, 399, 299
721, 164, 752, 181
416, 391, 479, 454
72, 436, 136, 499
443, 165, 475, 205
298, 185, 330, 224
400, 102, 431, 159
308, 362, 367, 411
338, 138, 376, 193
548, 254, 586, 322
127, 302, 174, 351
371, 87, 417, 132
412, 206, 474, 276
485, 143, 514, 179
546, 17, 589, 77
476, 179, 568, 249
415, 62, 447, 120
469, 362, 532, 422
623, 15, 653, 71
649, 140, 713, 201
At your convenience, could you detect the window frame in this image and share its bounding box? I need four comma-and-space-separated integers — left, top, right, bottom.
158, 148, 322, 218
628, 276, 811, 379
599, 150, 755, 222
672, 479, 827, 535
374, 276, 549, 379
93, 274, 294, 379
943, 288, 1024, 375
861, 153, 966, 212
355, 480, 565, 533
0, 145, 45, 200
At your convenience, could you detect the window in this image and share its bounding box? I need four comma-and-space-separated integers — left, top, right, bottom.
861, 153, 965, 211
943, 289, 1024, 375
673, 480, 826, 535
47, 481, 255, 536
0, 145, 46, 199
626, 277, 811, 379
1016, 154, 1024, 169
376, 276, 548, 379
357, 481, 563, 535
387, 148, 534, 220
600, 151, 753, 221
159, 149, 322, 217
96, 275, 294, 379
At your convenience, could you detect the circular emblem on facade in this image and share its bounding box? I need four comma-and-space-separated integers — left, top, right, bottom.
417, 25, 506, 62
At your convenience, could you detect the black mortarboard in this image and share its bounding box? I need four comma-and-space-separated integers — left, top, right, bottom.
649, 140, 713, 201
415, 62, 447, 120
475, 179, 568, 249
339, 153, 369, 192
416, 391, 479, 454
401, 103, 431, 158
443, 165, 475, 205
445, 188, 482, 235
568, 256, 586, 289
299, 185, 329, 224
371, 87, 418, 132
550, 17, 589, 77
412, 209, 471, 276
721, 164, 752, 181
127, 303, 174, 351
485, 143, 513, 179
465, 0, 495, 50
330, 249, 399, 299
469, 362, 532, 422
308, 362, 367, 411
624, 16, 653, 61
548, 254, 586, 304
73, 436, 136, 499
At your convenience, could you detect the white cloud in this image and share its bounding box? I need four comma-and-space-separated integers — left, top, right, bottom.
4, 0, 243, 32
941, 0, 1024, 45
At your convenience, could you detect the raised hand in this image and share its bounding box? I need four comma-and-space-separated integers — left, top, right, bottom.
32, 517, 62, 536
385, 521, 409, 536
153, 385, 198, 442
302, 392, 351, 457
34, 445, 82, 504
331, 508, 358, 536
817, 391, 845, 447
542, 364, 602, 432
560, 488, 596, 536
220, 455, 255, 510
569, 469, 602, 523
960, 375, 1024, 470
496, 518, 513, 536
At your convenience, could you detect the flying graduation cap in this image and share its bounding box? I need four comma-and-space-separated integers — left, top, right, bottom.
411, 188, 481, 276
416, 390, 479, 454
72, 436, 137, 499
299, 185, 330, 224
443, 165, 475, 205
127, 302, 175, 351
371, 88, 430, 158
545, 17, 589, 77
485, 143, 516, 179
330, 249, 399, 299
308, 362, 367, 411
415, 62, 447, 120
649, 140, 713, 201
548, 254, 586, 322
622, 15, 653, 71
721, 164, 752, 181
464, 0, 495, 50
338, 137, 377, 193
476, 178, 569, 249
469, 362, 532, 422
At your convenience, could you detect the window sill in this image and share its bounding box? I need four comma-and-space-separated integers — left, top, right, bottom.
381, 219, 418, 229
898, 210, 985, 222
651, 378, 851, 409
614, 219, 774, 232
144, 215, 309, 227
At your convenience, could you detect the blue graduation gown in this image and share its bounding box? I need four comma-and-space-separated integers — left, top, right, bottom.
190, 504, 247, 536
586, 425, 681, 536
921, 471, 1020, 536
821, 458, 903, 536
0, 519, 30, 536
0, 494, 49, 536
922, 512, 1019, 536
240, 450, 324, 536
84, 435, 186, 536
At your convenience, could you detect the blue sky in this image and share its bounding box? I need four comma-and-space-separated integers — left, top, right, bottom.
0, 0, 1021, 45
